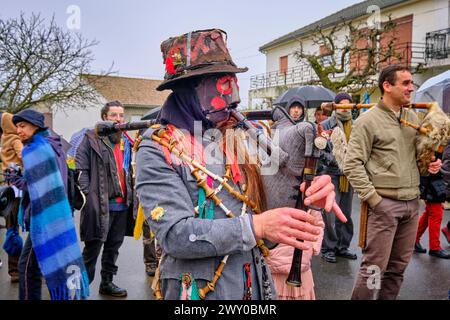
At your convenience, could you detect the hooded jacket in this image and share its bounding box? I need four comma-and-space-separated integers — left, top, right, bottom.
263, 108, 317, 210
1, 113, 23, 171
271, 103, 304, 129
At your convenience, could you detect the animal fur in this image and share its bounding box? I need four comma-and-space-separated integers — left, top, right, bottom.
416, 102, 450, 175
330, 126, 348, 172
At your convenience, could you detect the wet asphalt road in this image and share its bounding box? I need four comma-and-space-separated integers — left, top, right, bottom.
0, 195, 449, 300
314, 197, 450, 300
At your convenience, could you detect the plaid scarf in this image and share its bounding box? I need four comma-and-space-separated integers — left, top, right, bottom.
22, 131, 89, 300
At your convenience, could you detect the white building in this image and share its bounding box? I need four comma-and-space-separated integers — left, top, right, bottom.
249, 0, 450, 108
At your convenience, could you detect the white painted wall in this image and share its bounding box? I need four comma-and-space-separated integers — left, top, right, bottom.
263, 0, 450, 74
265, 41, 303, 74
52, 93, 106, 141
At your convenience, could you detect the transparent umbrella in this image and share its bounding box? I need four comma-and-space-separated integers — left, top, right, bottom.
414, 70, 450, 113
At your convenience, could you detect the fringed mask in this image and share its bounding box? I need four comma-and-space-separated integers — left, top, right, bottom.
195, 74, 240, 125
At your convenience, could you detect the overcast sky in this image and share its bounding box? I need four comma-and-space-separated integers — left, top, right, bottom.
1, 0, 363, 105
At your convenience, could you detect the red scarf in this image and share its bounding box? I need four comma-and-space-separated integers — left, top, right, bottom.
113, 142, 126, 203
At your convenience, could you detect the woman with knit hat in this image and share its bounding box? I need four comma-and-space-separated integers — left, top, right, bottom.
318, 92, 357, 263
11, 109, 89, 300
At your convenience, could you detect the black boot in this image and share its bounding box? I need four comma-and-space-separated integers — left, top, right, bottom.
99, 274, 128, 297
145, 263, 157, 277
414, 242, 427, 254
429, 249, 450, 259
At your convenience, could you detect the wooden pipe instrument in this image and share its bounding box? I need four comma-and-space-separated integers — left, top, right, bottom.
320, 102, 434, 117
285, 157, 318, 288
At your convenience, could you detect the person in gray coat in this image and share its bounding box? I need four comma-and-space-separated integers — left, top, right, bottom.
263, 107, 318, 210
318, 93, 357, 263
135, 29, 346, 300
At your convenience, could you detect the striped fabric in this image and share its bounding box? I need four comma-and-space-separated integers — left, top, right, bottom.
22, 131, 89, 300
67, 127, 91, 158
123, 137, 132, 177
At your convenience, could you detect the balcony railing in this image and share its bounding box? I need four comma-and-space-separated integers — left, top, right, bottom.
426, 28, 450, 60
250, 63, 319, 91
250, 42, 426, 90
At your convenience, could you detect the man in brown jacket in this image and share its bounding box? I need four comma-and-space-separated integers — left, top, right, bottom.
344, 65, 442, 300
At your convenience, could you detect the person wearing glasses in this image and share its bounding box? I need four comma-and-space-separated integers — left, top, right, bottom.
76, 100, 136, 297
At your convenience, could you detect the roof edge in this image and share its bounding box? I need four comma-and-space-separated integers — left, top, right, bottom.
259, 0, 411, 52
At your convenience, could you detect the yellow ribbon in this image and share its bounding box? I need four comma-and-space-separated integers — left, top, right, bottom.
339, 119, 352, 193
133, 203, 145, 240
339, 175, 349, 193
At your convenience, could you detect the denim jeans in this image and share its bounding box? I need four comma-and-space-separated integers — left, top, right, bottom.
18, 235, 43, 300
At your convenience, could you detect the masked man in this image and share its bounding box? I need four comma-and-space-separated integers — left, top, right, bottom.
135, 29, 346, 300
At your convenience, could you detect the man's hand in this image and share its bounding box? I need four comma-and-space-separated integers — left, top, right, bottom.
428, 157, 442, 175
300, 175, 347, 223
252, 208, 322, 251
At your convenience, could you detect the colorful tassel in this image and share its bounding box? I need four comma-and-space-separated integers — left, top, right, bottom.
197, 189, 214, 220
178, 273, 200, 300
123, 137, 131, 177
242, 263, 252, 300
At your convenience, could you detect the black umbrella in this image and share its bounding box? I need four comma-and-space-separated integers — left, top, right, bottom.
141, 106, 162, 120
273, 85, 336, 109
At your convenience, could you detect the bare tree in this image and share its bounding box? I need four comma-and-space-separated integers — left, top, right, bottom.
0, 13, 109, 113
294, 17, 424, 94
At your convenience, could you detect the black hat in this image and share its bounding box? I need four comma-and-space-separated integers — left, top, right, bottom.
12, 109, 47, 129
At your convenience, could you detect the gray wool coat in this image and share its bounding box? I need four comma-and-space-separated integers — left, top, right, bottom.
136, 128, 277, 300
263, 109, 317, 210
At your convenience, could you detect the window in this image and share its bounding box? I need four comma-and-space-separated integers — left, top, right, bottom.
279, 56, 288, 74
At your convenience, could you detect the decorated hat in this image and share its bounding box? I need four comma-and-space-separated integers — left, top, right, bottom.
157, 28, 248, 91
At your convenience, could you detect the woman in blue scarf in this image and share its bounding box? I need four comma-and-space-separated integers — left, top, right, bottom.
12, 109, 89, 300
